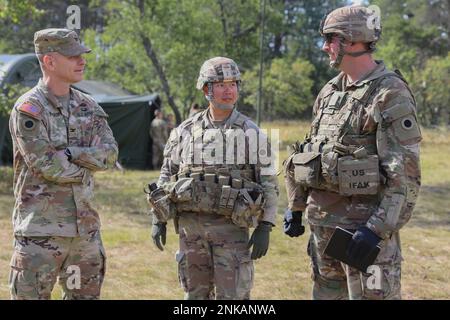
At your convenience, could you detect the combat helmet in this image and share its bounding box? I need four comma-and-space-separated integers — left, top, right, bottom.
319, 5, 381, 68
196, 57, 241, 90
196, 57, 241, 110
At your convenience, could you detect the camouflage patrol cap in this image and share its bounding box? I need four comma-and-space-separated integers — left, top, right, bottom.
34, 28, 91, 56
196, 57, 241, 90
320, 5, 381, 43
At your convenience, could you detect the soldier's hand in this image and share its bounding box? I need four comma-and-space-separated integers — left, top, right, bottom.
346, 226, 381, 263
247, 222, 272, 260
151, 222, 167, 251
283, 209, 305, 237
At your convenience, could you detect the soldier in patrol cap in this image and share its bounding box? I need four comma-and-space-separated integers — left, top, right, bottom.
147, 57, 279, 299
283, 5, 421, 299
8, 28, 118, 299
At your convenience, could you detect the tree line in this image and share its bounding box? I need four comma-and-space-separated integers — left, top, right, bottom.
0, 0, 448, 126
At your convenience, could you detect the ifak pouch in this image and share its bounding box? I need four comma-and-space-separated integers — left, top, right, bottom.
337, 155, 380, 196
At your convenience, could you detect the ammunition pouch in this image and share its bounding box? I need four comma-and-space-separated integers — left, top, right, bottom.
231, 188, 264, 228
321, 150, 339, 191
192, 177, 221, 213
170, 169, 264, 228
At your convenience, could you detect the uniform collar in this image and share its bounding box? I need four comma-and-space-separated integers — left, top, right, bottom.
345, 60, 387, 88
328, 60, 387, 90
36, 78, 76, 115
203, 108, 240, 130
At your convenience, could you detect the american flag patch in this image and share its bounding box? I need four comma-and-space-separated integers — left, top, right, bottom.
18, 102, 42, 118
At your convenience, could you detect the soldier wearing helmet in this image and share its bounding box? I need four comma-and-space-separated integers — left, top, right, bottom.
283, 5, 421, 299
319, 5, 381, 69
147, 57, 279, 299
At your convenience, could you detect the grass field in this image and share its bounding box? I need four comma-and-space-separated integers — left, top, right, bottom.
0, 121, 449, 299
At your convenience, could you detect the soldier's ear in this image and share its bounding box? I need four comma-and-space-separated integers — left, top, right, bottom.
202, 84, 208, 96
42, 54, 55, 70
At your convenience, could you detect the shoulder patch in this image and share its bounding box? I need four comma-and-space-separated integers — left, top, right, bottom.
17, 102, 42, 119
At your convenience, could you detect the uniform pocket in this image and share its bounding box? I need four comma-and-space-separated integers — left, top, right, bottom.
175, 250, 188, 292
234, 252, 254, 300
9, 251, 39, 299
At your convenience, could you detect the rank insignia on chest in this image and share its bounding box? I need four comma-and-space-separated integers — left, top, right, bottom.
79, 102, 89, 113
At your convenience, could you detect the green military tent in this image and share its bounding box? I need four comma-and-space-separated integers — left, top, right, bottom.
0, 53, 161, 169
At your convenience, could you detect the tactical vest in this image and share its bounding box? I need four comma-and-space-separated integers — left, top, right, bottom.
168, 111, 265, 228
291, 70, 405, 196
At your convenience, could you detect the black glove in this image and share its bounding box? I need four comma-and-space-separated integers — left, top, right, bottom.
247, 222, 272, 260
283, 209, 305, 237
152, 222, 167, 251
346, 226, 381, 263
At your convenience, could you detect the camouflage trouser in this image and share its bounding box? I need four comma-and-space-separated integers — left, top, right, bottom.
176, 213, 254, 300
9, 230, 106, 300
308, 225, 402, 300
152, 143, 164, 169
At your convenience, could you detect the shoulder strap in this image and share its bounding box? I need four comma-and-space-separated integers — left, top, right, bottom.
393, 69, 417, 105
232, 111, 247, 128
338, 71, 401, 141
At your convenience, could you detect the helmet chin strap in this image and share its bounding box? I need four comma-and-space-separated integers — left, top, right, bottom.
330, 38, 373, 69
330, 41, 346, 69
206, 82, 237, 110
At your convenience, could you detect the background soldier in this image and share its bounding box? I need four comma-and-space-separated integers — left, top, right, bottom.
165, 113, 175, 136
8, 28, 118, 299
284, 5, 421, 299
150, 109, 169, 169
147, 57, 279, 300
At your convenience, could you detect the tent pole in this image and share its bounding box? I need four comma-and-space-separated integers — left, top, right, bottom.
256, 0, 266, 126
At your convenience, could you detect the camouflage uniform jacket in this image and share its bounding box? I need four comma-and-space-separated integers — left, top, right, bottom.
287, 61, 421, 239
9, 79, 118, 237
157, 109, 279, 225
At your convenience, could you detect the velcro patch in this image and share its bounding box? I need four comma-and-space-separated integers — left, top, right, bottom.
18, 102, 42, 119
392, 115, 422, 145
